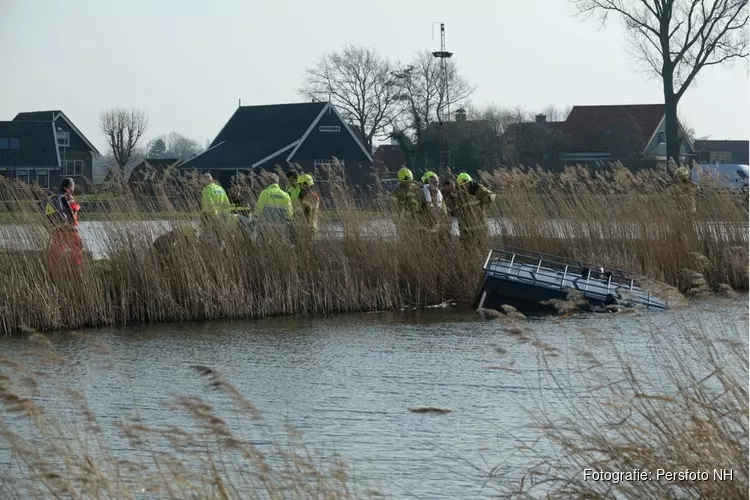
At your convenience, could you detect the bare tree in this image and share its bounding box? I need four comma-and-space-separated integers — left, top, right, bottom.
572, 0, 749, 169
392, 50, 476, 138
299, 44, 401, 149
99, 107, 149, 172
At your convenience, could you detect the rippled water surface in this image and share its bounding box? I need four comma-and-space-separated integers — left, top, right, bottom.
0, 298, 747, 498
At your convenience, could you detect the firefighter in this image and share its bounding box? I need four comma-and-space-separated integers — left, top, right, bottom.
255, 173, 294, 241
390, 167, 423, 241
296, 173, 320, 233
453, 172, 496, 250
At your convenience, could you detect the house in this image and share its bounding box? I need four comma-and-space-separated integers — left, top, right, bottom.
179, 101, 373, 189
502, 114, 568, 169
13, 110, 100, 192
0, 121, 60, 188
692, 140, 749, 165
556, 104, 695, 167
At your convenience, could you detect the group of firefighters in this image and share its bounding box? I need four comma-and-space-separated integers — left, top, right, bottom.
199, 166, 499, 247
40, 164, 701, 271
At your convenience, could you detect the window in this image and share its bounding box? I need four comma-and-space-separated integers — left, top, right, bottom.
57, 130, 70, 147
319, 125, 340, 133
657, 132, 666, 143
63, 159, 83, 176
9, 138, 19, 149
37, 170, 49, 188
0, 138, 8, 149
16, 169, 30, 185
710, 151, 732, 164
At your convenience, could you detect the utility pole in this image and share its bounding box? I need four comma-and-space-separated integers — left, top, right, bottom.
432, 22, 453, 174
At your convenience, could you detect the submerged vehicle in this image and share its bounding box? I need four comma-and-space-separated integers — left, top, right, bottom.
472, 246, 668, 314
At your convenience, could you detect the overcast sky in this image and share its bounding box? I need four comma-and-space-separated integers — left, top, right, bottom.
1, 0, 748, 155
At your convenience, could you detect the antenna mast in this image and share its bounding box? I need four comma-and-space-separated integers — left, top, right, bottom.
432, 23, 453, 174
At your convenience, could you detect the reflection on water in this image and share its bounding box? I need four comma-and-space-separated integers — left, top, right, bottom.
0, 299, 746, 498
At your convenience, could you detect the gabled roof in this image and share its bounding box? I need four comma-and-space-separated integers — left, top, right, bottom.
562, 104, 665, 153
13, 109, 101, 155
181, 101, 372, 169
0, 121, 60, 168
693, 140, 749, 164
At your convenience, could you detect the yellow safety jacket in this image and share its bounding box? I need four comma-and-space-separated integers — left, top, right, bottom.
255, 183, 293, 222
286, 185, 301, 203
201, 182, 233, 217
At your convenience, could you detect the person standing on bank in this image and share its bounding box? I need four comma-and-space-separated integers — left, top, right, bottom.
44, 177, 84, 273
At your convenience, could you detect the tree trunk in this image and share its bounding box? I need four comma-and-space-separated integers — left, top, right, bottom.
662, 69, 681, 172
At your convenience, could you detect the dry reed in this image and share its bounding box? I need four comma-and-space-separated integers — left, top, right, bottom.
0, 331, 376, 499
480, 305, 748, 499
0, 162, 746, 334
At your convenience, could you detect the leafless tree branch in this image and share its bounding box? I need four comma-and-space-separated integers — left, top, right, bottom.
99, 107, 149, 172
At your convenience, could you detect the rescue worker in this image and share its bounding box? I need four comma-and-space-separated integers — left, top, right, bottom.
390, 167, 423, 241
296, 173, 321, 233
201, 173, 234, 222
200, 173, 236, 246
453, 172, 496, 250
45, 177, 84, 273
286, 169, 301, 204
391, 167, 422, 216
420, 171, 451, 241
255, 173, 294, 241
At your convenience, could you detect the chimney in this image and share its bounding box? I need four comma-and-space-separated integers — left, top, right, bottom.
455, 108, 467, 123
535, 114, 546, 123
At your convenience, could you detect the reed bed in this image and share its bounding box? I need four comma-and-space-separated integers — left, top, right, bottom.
0, 163, 746, 334
482, 301, 748, 499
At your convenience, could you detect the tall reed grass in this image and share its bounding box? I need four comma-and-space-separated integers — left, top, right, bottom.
482, 302, 748, 499
0, 163, 746, 334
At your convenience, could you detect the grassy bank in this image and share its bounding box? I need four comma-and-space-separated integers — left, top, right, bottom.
0, 305, 745, 498
0, 164, 747, 334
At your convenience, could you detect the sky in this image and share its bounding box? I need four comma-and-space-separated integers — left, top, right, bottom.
1, 0, 748, 155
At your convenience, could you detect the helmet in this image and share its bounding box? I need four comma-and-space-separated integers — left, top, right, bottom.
397, 167, 413, 182
456, 172, 472, 187
421, 171, 438, 183
675, 166, 689, 181
298, 173, 314, 189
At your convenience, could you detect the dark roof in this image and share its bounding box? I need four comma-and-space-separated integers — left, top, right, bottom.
693, 140, 749, 164
0, 121, 60, 168
13, 109, 100, 155
373, 144, 406, 171
562, 104, 664, 152
180, 102, 327, 169
504, 121, 566, 135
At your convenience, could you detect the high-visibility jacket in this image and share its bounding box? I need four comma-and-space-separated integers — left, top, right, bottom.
201, 182, 233, 217
286, 185, 301, 203
255, 183, 293, 222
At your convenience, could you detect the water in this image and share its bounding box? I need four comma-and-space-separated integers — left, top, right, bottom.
0, 298, 746, 498
1, 218, 746, 260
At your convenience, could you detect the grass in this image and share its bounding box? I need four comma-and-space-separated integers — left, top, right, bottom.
0, 162, 746, 334
0, 300, 745, 498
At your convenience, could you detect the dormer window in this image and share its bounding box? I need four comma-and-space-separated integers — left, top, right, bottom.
56, 129, 70, 147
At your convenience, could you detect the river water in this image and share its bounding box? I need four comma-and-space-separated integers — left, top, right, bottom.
0, 298, 746, 498
1, 218, 747, 260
